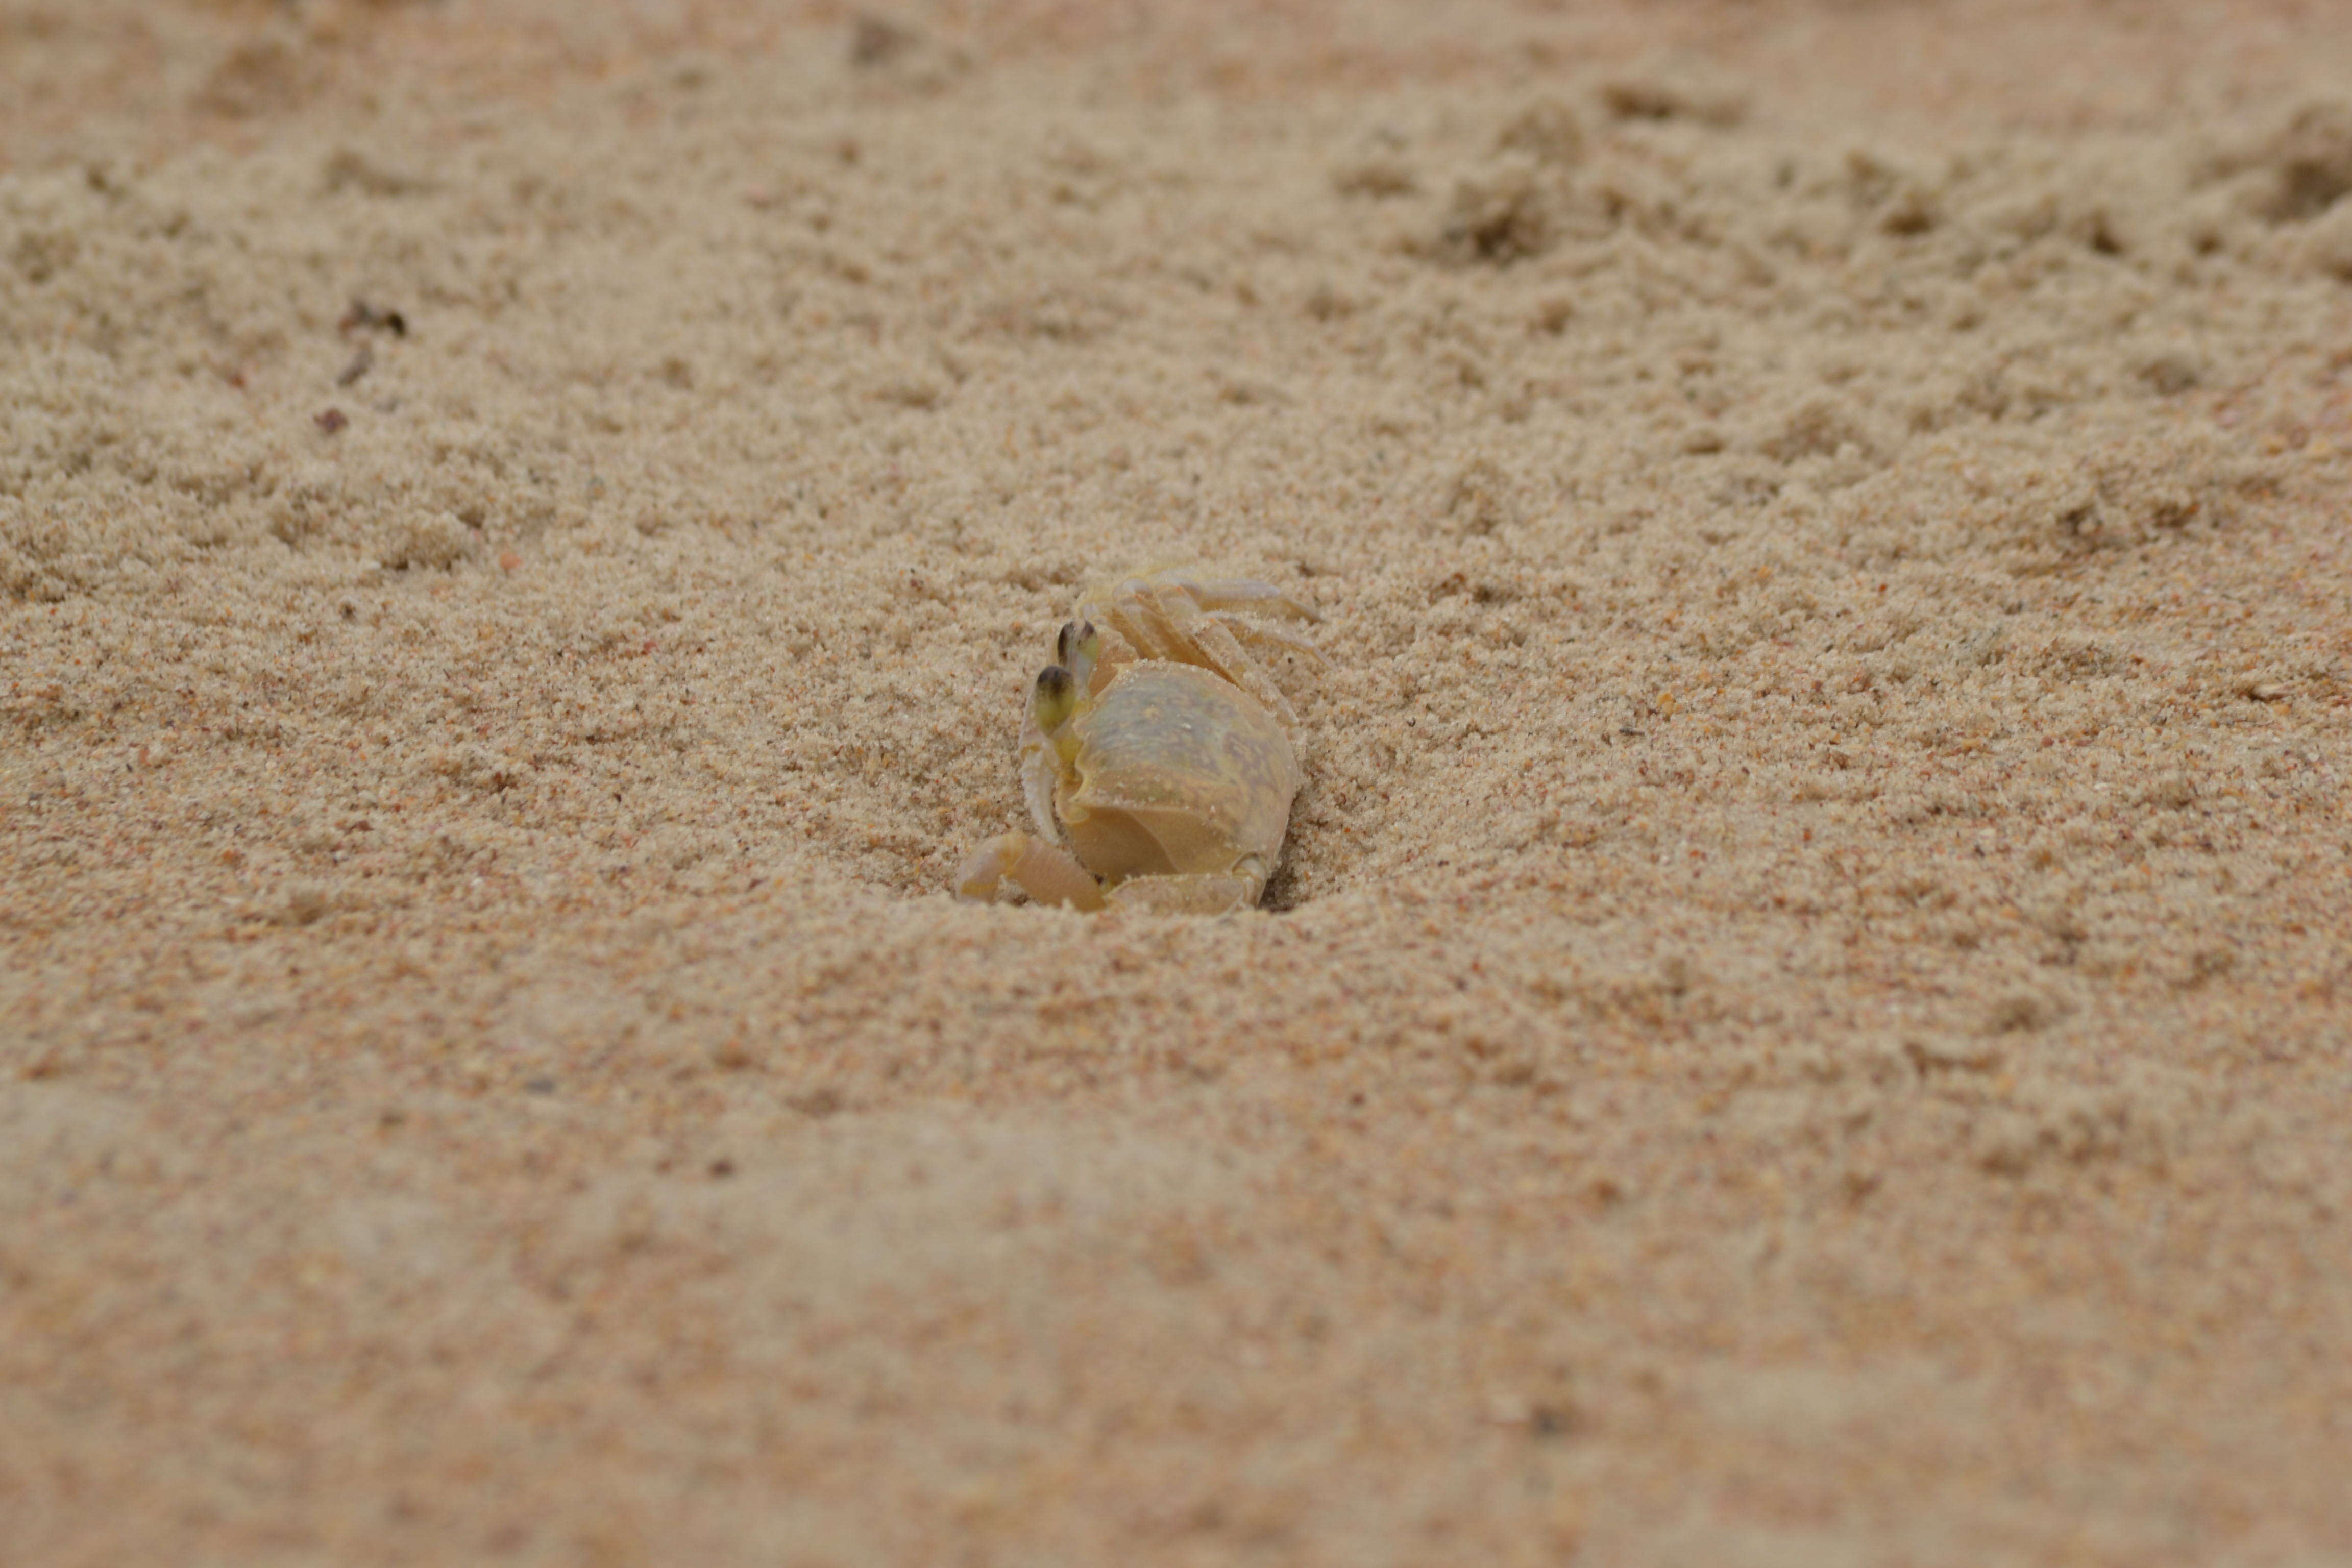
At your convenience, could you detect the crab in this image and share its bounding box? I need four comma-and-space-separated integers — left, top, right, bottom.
954, 570, 1321, 915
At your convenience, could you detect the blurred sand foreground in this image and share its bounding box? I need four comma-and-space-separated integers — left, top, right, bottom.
4, 2, 2351, 1562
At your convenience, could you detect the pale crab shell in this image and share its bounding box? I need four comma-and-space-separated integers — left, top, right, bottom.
1049, 659, 1300, 897
955, 571, 1319, 914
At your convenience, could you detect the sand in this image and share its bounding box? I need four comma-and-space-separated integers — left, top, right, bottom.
4, 1, 2351, 1562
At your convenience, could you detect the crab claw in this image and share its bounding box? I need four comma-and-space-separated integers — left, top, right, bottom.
954, 831, 1105, 911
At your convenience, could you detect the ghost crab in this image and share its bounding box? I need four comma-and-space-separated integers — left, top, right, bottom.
955, 570, 1321, 915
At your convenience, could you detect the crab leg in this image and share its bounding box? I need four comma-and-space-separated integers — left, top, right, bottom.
1221, 616, 1327, 665
1105, 871, 1261, 916
1155, 585, 1299, 732
1163, 574, 1322, 623
1101, 584, 1186, 664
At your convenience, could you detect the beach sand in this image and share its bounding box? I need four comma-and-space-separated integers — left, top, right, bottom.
5, 2, 2351, 1562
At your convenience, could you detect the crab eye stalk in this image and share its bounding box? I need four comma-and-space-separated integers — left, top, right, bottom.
1032, 664, 1084, 765
1031, 664, 1079, 734
1055, 619, 1101, 693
